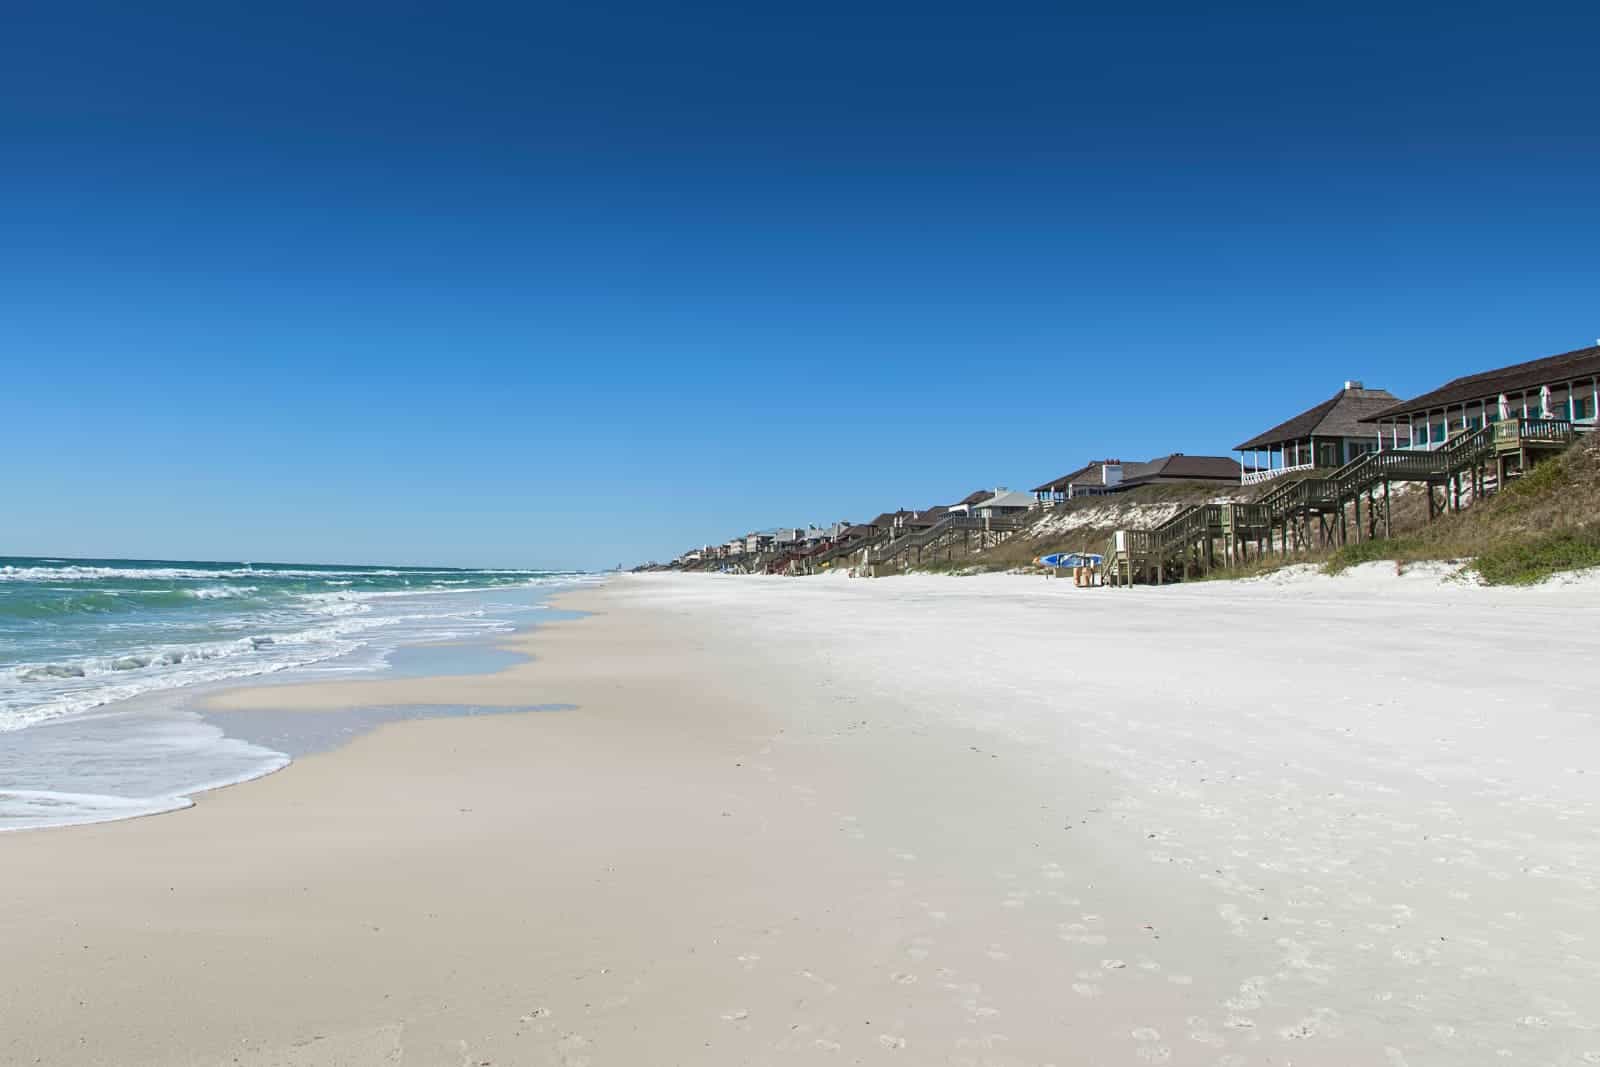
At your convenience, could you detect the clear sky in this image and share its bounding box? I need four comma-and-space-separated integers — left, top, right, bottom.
4, 2, 1597, 569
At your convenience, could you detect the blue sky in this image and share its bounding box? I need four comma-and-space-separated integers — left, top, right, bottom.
4, 2, 1597, 569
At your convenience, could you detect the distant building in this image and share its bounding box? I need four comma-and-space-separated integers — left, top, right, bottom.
1032, 461, 1124, 505
1034, 455, 1245, 500
949, 489, 993, 509
1115, 454, 1244, 489
964, 489, 1035, 518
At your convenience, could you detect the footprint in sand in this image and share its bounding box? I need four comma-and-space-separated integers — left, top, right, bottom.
721, 1009, 749, 1022
814, 1038, 841, 1052
1071, 982, 1100, 997
878, 1034, 906, 1049
891, 972, 918, 985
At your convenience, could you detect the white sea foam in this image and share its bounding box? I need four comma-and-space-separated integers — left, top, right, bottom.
0, 571, 603, 830
0, 708, 290, 830
0, 564, 583, 583
2, 573, 604, 732
0, 592, 584, 731
188, 585, 260, 599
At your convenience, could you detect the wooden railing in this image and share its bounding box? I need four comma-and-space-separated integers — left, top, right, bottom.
1101, 418, 1582, 586
1241, 462, 1314, 486
868, 513, 1027, 565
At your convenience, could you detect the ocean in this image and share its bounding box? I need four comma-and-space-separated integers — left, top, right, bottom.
0, 556, 593, 830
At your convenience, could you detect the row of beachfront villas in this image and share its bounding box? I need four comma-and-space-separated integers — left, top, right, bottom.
673, 487, 1045, 569
1233, 344, 1600, 485
671, 342, 1600, 568
680, 523, 852, 564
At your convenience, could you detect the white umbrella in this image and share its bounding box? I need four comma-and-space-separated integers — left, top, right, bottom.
1541, 384, 1553, 419
1498, 393, 1511, 421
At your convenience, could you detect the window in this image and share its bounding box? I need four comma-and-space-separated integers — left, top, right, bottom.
1575, 395, 1595, 421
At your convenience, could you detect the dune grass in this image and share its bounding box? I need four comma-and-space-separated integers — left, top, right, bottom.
1318, 436, 1600, 584
1472, 526, 1600, 585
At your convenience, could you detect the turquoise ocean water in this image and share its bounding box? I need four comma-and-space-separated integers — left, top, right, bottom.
0, 556, 592, 829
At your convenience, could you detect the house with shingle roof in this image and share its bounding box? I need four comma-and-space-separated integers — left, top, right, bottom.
1360, 344, 1600, 449
1233, 381, 1406, 485
1033, 456, 1244, 502
1117, 454, 1245, 488
1032, 461, 1124, 505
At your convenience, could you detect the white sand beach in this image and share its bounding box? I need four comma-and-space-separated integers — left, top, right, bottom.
4, 571, 1598, 1065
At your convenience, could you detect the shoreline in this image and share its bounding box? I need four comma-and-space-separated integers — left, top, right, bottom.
0, 581, 593, 834
4, 574, 1597, 1064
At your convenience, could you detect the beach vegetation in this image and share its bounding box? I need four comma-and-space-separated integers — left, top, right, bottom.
1313, 436, 1600, 583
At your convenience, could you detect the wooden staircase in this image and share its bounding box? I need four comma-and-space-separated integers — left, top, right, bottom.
865, 513, 1028, 572
1101, 418, 1578, 585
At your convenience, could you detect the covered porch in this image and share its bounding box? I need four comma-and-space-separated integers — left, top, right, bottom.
1371, 377, 1600, 451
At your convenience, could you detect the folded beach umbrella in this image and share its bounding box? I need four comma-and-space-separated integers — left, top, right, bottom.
1541, 384, 1554, 418
1498, 393, 1511, 421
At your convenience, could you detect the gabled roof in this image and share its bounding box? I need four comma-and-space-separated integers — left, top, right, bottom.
953, 489, 992, 507
1362, 345, 1600, 422
972, 490, 1036, 510
1233, 386, 1400, 451
900, 507, 948, 528
1119, 454, 1242, 485
1032, 461, 1122, 494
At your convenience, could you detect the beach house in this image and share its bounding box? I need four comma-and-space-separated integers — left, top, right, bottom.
1032, 461, 1123, 505
965, 489, 1035, 518
1233, 382, 1408, 484
1032, 456, 1241, 502
1116, 454, 1245, 489
1360, 343, 1600, 450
